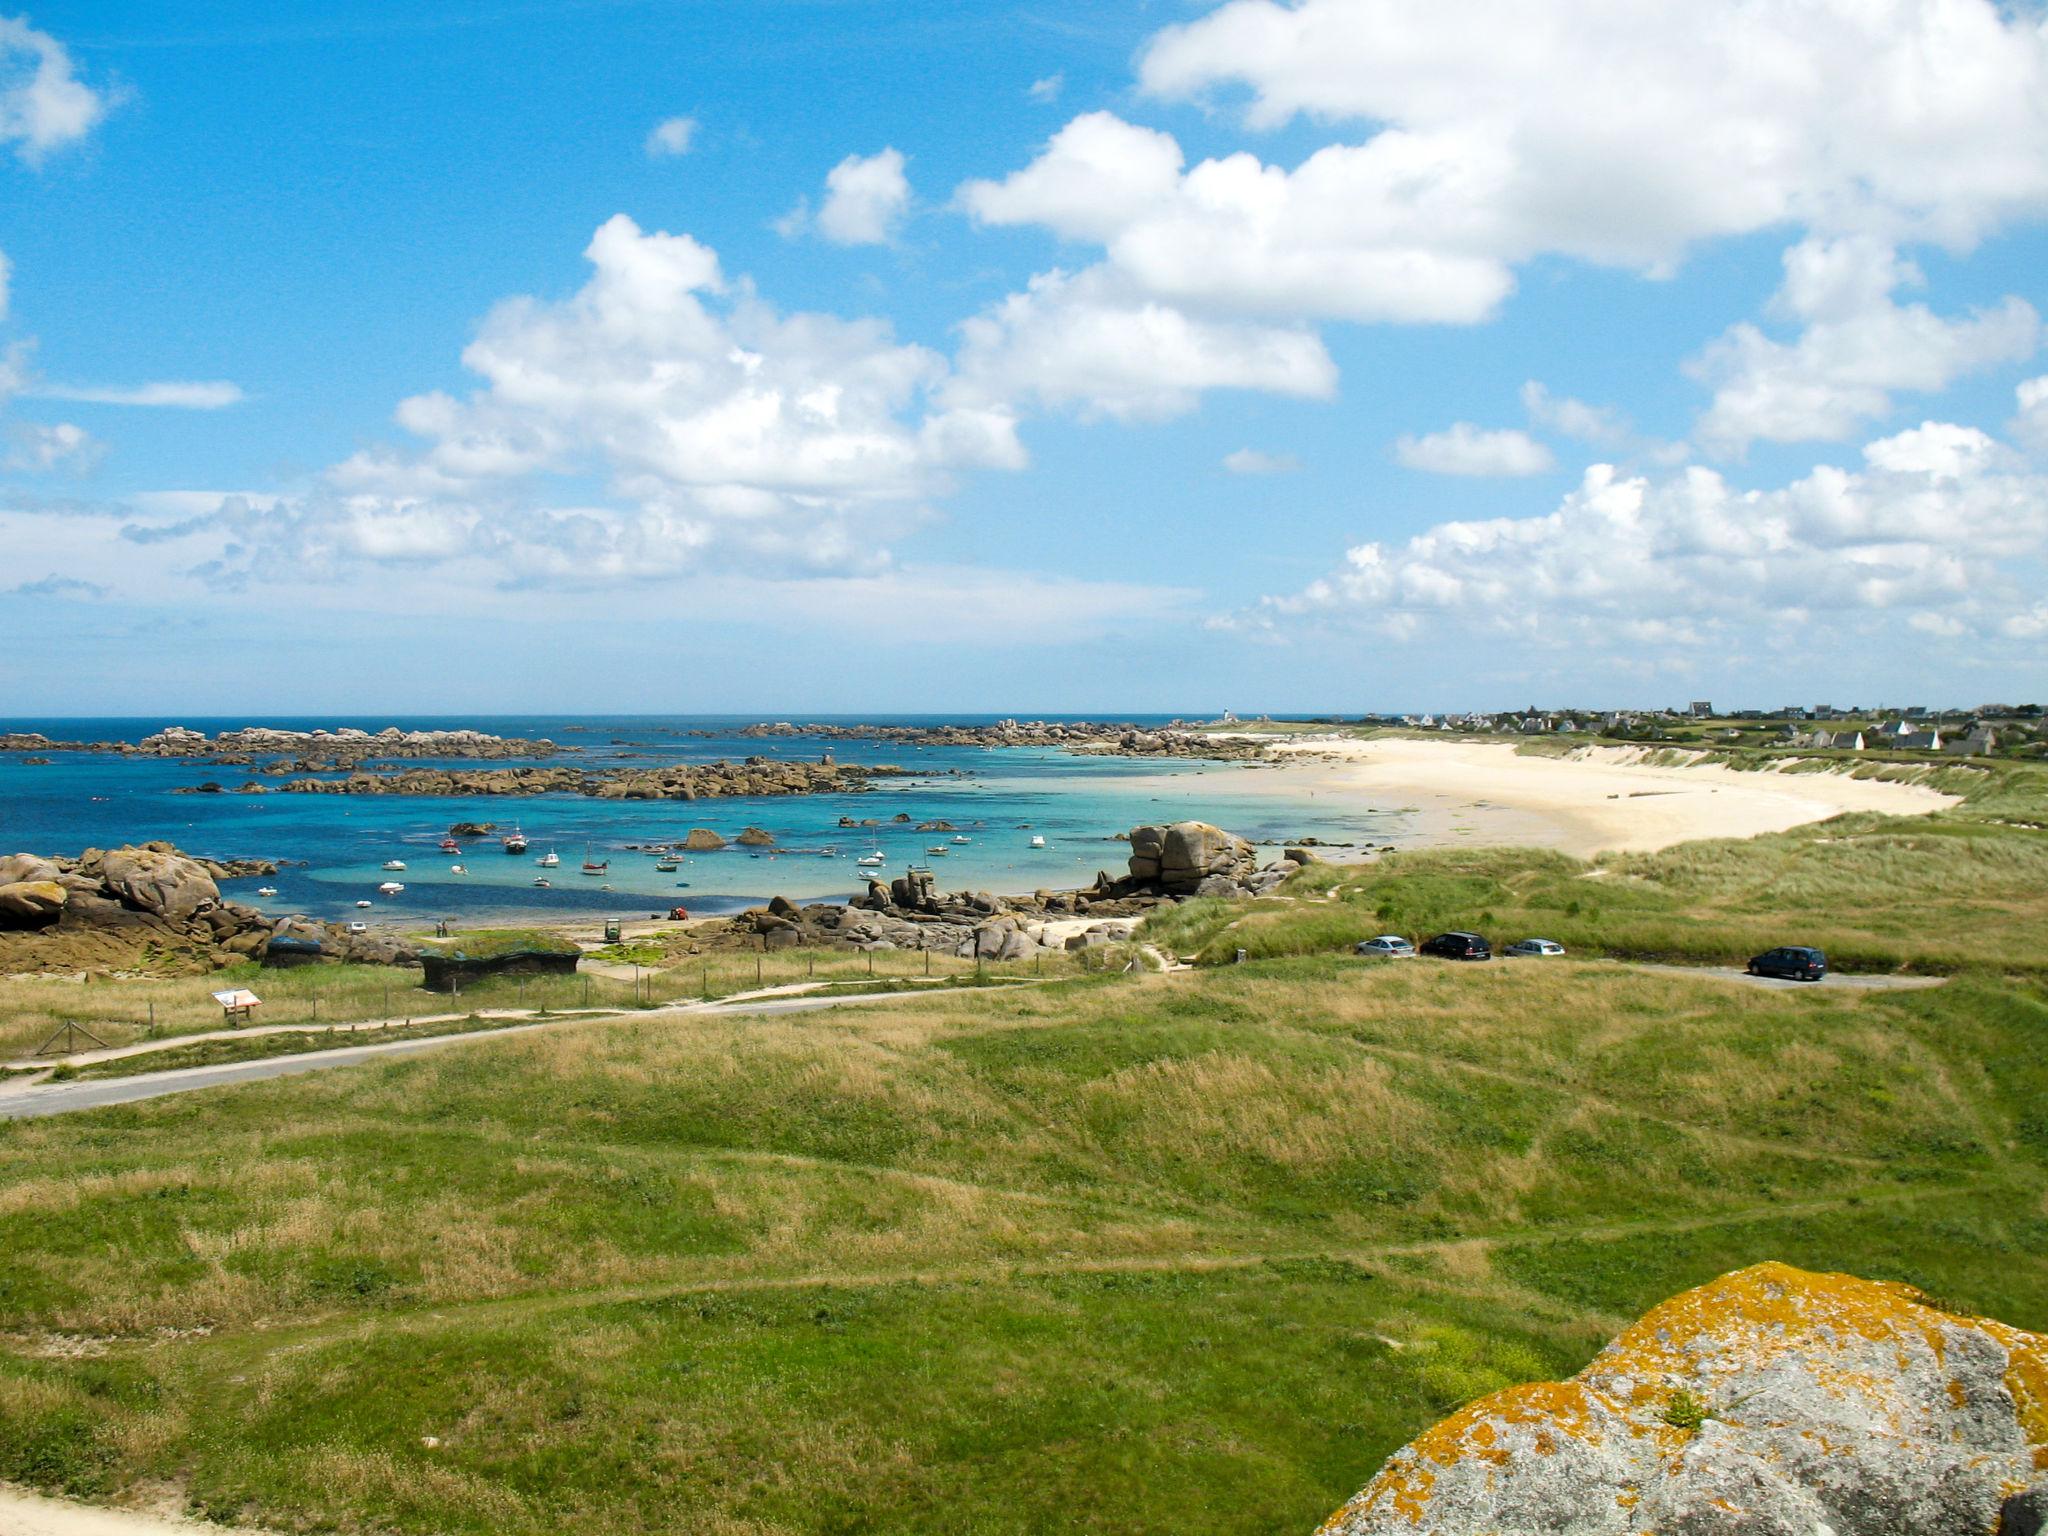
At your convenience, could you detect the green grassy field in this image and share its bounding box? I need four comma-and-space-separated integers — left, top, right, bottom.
3, 756, 2047, 1533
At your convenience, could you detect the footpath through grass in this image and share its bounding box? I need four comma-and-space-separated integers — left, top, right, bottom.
1, 947, 2045, 1534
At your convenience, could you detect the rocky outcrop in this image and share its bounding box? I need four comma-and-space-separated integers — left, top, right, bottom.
736, 827, 776, 846
722, 720, 1271, 762
188, 759, 907, 801
683, 829, 727, 850
0, 841, 279, 975
2, 725, 566, 764
1101, 820, 1308, 900
1317, 1262, 2048, 1536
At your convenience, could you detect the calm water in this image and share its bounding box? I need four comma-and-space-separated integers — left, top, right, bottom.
0, 715, 1396, 924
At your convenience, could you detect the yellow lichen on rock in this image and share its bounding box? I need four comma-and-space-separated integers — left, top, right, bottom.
1317, 1263, 2048, 1536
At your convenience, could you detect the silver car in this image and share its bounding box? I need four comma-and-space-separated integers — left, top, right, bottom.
1355, 935, 1417, 959
1504, 937, 1566, 958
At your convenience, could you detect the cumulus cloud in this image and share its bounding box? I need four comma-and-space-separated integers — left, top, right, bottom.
946, 266, 1334, 423
1690, 236, 2039, 455
1520, 382, 1628, 447
1028, 73, 1063, 103
0, 16, 114, 164
172, 214, 1031, 589
1223, 447, 1299, 474
1138, 0, 2048, 255
815, 148, 911, 245
32, 380, 246, 409
4, 419, 100, 471
1238, 420, 2048, 653
644, 115, 695, 158
1394, 423, 1554, 477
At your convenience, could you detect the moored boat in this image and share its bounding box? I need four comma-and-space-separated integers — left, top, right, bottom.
382, 859, 407, 871
378, 881, 404, 895
503, 827, 529, 854
537, 849, 560, 867
256, 885, 278, 897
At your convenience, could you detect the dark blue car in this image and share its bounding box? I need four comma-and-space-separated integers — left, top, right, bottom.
1747, 946, 1827, 981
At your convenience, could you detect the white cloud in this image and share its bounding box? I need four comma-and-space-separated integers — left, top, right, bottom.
206, 213, 1032, 586
0, 16, 114, 165
1223, 447, 1299, 474
644, 115, 696, 158
960, 111, 1515, 325
1394, 423, 1554, 477
946, 266, 1335, 423
1029, 73, 1063, 103
4, 419, 100, 471
1138, 0, 2048, 255
1238, 420, 2048, 653
34, 380, 247, 409
814, 148, 911, 246
1690, 236, 2038, 455
1520, 381, 1627, 447
2013, 375, 2048, 457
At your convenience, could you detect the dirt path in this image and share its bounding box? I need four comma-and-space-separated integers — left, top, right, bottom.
0, 1485, 276, 1536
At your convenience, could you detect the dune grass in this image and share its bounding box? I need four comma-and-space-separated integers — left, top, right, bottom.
1, 947, 2044, 1533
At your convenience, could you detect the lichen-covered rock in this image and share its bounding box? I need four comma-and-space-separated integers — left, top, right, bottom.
0, 879, 67, 926
1318, 1262, 2047, 1536
97, 844, 221, 920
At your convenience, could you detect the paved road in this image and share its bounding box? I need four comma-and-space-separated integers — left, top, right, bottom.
1627, 963, 1947, 992
0, 993, 930, 1122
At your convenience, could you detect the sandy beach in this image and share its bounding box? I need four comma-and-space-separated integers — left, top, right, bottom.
1232, 737, 1958, 858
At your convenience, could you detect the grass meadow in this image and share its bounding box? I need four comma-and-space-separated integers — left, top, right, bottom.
1, 756, 2046, 1532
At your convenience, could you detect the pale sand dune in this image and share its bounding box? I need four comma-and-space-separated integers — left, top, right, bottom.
1250, 737, 1958, 858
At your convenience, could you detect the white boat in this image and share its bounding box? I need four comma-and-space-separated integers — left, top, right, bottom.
857, 855, 884, 868
1029, 835, 1045, 848
256, 885, 278, 897
449, 863, 466, 874
378, 881, 404, 895
356, 899, 373, 908
927, 845, 949, 856
537, 849, 560, 867
952, 835, 969, 844
382, 859, 407, 871
533, 876, 552, 888
503, 827, 529, 854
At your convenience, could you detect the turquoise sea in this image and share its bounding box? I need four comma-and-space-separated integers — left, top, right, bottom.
0, 716, 1395, 925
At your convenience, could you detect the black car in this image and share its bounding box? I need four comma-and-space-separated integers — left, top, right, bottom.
1421, 930, 1491, 961
1746, 945, 1828, 981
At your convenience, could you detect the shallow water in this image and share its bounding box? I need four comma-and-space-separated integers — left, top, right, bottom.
0, 715, 1396, 925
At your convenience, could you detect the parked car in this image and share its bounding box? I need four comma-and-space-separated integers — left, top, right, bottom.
1355, 935, 1417, 959
1747, 945, 1828, 981
1504, 937, 1566, 958
1421, 930, 1492, 961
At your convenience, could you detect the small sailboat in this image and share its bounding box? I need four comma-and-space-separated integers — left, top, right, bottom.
927, 844, 949, 856
256, 885, 278, 897
857, 854, 884, 868
537, 849, 560, 868
503, 827, 529, 854
580, 844, 609, 876
382, 859, 407, 871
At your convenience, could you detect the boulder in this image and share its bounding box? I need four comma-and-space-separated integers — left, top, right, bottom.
1283, 846, 1321, 866
683, 829, 726, 850
0, 879, 67, 927
1316, 1262, 2048, 1536
0, 853, 60, 885
1195, 875, 1245, 899
1159, 821, 1253, 891
768, 894, 801, 918
736, 826, 776, 847
99, 845, 221, 920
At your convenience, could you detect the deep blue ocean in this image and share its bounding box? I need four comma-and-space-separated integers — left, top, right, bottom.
0, 715, 1394, 925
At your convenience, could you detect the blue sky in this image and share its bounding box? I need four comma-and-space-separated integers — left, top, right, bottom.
3, 0, 2047, 715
